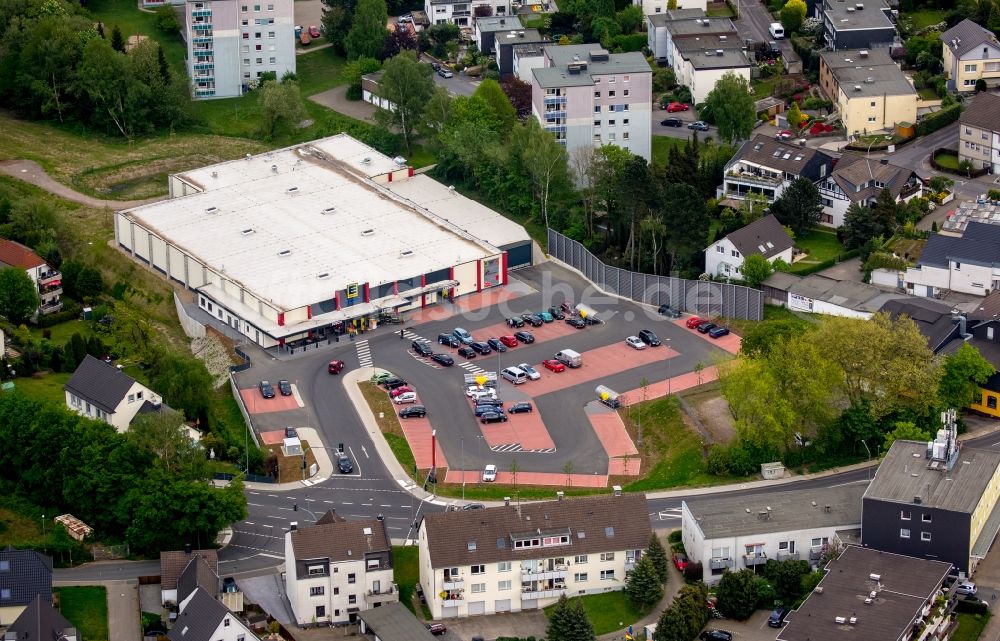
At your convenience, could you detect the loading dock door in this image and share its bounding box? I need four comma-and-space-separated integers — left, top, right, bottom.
504, 242, 532, 269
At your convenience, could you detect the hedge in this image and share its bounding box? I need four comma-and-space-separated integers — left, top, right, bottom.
916, 103, 962, 137
793, 248, 862, 276
610, 33, 647, 52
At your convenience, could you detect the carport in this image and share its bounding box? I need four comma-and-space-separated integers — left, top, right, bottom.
358, 602, 437, 641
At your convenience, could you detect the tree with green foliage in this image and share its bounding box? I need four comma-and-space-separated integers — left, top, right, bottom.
716, 569, 760, 620
425, 23, 460, 58
546, 595, 596, 641
8, 197, 57, 248
257, 78, 303, 139
510, 118, 573, 230
110, 24, 126, 52
419, 86, 453, 141
75, 266, 105, 300
473, 78, 518, 131
345, 0, 389, 60
770, 177, 823, 235
740, 253, 774, 288
786, 101, 804, 129
662, 183, 709, 273
939, 342, 996, 410
148, 353, 215, 423
76, 37, 133, 137
375, 51, 434, 153
842, 202, 882, 250
883, 420, 932, 452
153, 5, 181, 32
616, 4, 644, 32
763, 559, 811, 603
780, 0, 807, 33
703, 72, 755, 144
321, 1, 355, 56
626, 555, 664, 607
872, 188, 899, 237
646, 532, 670, 583
0, 268, 40, 324
129, 410, 207, 480
740, 319, 809, 358
342, 57, 382, 99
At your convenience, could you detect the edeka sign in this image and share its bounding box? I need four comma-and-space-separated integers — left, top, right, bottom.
347, 283, 360, 300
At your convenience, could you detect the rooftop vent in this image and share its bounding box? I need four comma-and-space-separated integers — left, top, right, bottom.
856, 2, 863, 7
702, 18, 710, 25
271, 164, 278, 173
205, 206, 219, 214
316, 272, 330, 280
277, 249, 292, 257
245, 153, 252, 160
211, 171, 218, 178
864, 597, 873, 604
835, 616, 847, 624
869, 573, 881, 581
362, 156, 372, 165
716, 49, 724, 54
361, 229, 375, 237
849, 617, 858, 625
286, 186, 299, 194
859, 49, 869, 57
400, 250, 414, 257
847, 6, 855, 11
241, 228, 255, 236
613, 485, 622, 496
865, 76, 874, 83
854, 85, 862, 91
322, 206, 336, 214
556, 491, 564, 500
704, 50, 714, 56
393, 156, 406, 166
720, 35, 727, 40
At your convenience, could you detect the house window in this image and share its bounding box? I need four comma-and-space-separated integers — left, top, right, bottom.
256, 57, 262, 64
594, 119, 601, 127
224, 619, 230, 627
471, 583, 486, 593
900, 528, 910, 539
921, 532, 932, 541
498, 580, 511, 590
870, 101, 876, 107
315, 606, 325, 618
955, 262, 961, 271
0, 588, 9, 599
574, 572, 588, 582
367, 559, 380, 570
333, 587, 339, 595
348, 573, 356, 583
922, 514, 932, 523
594, 106, 601, 113
308, 565, 325, 576
609, 119, 615, 126
348, 595, 356, 604
498, 561, 511, 572
988, 396, 997, 409
717, 245, 725, 253
810, 538, 828, 548
594, 91, 601, 98
255, 32, 261, 38
242, 33, 249, 39
269, 31, 275, 38
623, 75, 629, 82
731, 250, 739, 257
471, 565, 485, 575
128, 394, 135, 403
609, 90, 616, 97
624, 89, 629, 96
965, 79, 977, 86
600, 552, 615, 561
966, 64, 978, 72
868, 116, 877, 123
243, 58, 250, 65
623, 132, 629, 140
242, 5, 248, 10
901, 510, 911, 520
253, 3, 260, 9
623, 118, 629, 125
609, 76, 616, 83
242, 18, 249, 25
600, 570, 615, 580
575, 555, 588, 564
267, 3, 273, 8
310, 587, 324, 596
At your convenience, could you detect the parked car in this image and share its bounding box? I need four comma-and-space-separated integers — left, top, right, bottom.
457, 346, 477, 359
506, 316, 525, 328
463, 503, 485, 510
474, 403, 504, 417
278, 379, 292, 396
471, 341, 492, 355
328, 359, 345, 374
412, 340, 433, 357
299, 32, 311, 45
517, 363, 541, 380
685, 316, 704, 329
389, 385, 414, 398
426, 624, 447, 636
308, 25, 320, 37
955, 582, 978, 596
500, 335, 519, 348
382, 377, 408, 390
709, 326, 730, 339
337, 453, 353, 474
548, 306, 565, 320
393, 391, 418, 404
466, 385, 494, 398
666, 101, 690, 112
372, 371, 394, 384
521, 313, 544, 327
487, 338, 507, 352
259, 380, 275, 398
400, 405, 427, 419
777, 129, 794, 140
696, 321, 717, 334
537, 310, 554, 323
508, 402, 533, 414
700, 631, 733, 641
638, 329, 662, 346
437, 333, 460, 348
223, 576, 238, 593
768, 607, 789, 628
960, 594, 990, 609
657, 304, 681, 318
437, 67, 454, 78
431, 353, 454, 366
481, 411, 508, 424
285, 426, 298, 438
430, 61, 441, 71
514, 330, 535, 344
688, 121, 710, 131
660, 117, 683, 127
452, 327, 474, 344
543, 359, 566, 372
482, 464, 497, 482
566, 317, 586, 329
560, 301, 573, 313
672, 552, 688, 571
626, 336, 647, 350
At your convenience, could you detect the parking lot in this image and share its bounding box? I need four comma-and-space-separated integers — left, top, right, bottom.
702, 610, 786, 641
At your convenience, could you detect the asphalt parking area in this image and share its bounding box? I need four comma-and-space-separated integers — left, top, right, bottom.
239, 388, 301, 414
672, 319, 742, 354
470, 317, 579, 345
522, 342, 677, 397
465, 399, 555, 451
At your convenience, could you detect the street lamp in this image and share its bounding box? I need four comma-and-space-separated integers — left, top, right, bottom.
860, 440, 872, 483
41, 515, 45, 536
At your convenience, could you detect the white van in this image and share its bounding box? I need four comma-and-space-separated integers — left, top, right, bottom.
769, 22, 785, 39
555, 349, 582, 368
501, 367, 528, 385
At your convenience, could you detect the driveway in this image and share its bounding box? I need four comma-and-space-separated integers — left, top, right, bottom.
309, 85, 377, 121
440, 610, 549, 641
651, 104, 701, 139
816, 256, 863, 282
702, 609, 781, 641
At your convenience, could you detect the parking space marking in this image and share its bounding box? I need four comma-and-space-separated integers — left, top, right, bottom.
657, 508, 682, 520
458, 362, 487, 374
356, 339, 373, 367
492, 443, 522, 453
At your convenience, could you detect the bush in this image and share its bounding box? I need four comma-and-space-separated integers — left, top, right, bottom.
682, 561, 703, 582
917, 103, 962, 136
153, 6, 181, 33
707, 444, 731, 475
610, 33, 647, 52
668, 530, 682, 544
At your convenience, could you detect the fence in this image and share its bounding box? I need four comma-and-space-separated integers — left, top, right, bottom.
547, 230, 763, 321
173, 292, 207, 339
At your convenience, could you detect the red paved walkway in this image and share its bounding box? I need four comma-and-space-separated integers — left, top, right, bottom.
398, 414, 449, 470
524, 343, 677, 397
608, 457, 642, 476
407, 288, 529, 325
586, 404, 638, 458
260, 430, 287, 445
240, 389, 300, 415
444, 469, 609, 487
618, 366, 720, 405
672, 319, 742, 353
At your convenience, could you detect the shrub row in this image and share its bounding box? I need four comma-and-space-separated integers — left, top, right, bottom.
915, 103, 962, 137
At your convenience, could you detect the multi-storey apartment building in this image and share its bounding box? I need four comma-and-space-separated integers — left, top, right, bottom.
633, 0, 706, 18
0, 238, 61, 317
418, 494, 651, 619
185, 0, 296, 99
531, 45, 652, 166
818, 48, 916, 136
425, 0, 511, 26
958, 92, 1000, 173
817, 153, 923, 227
941, 19, 1000, 92
818, 0, 896, 52
717, 134, 834, 205
284, 512, 396, 625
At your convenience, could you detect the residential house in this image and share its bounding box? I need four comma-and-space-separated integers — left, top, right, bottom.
474, 15, 522, 58
958, 92, 1000, 173
818, 0, 896, 52
168, 588, 259, 641
358, 603, 438, 641
939, 197, 1000, 236
185, 0, 296, 99
160, 548, 219, 607
776, 546, 952, 641
879, 297, 964, 353
418, 493, 651, 619
672, 37, 751, 104
941, 19, 1000, 92
64, 355, 170, 433
862, 432, 1000, 575
817, 153, 923, 227
704, 214, 794, 279
0, 238, 62, 317
649, 13, 737, 65
818, 48, 916, 136
4, 597, 77, 641
681, 484, 864, 585
531, 45, 652, 167
0, 548, 53, 626
763, 272, 909, 318
717, 134, 835, 205
633, 0, 706, 19
513, 41, 547, 82
947, 312, 1000, 418
646, 9, 708, 62
888, 221, 1000, 298
425, 0, 511, 26
493, 29, 547, 77
284, 511, 395, 625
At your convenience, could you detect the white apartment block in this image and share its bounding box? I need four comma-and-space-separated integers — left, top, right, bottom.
682, 484, 864, 585
186, 0, 296, 99
0, 238, 62, 317
285, 512, 396, 625
418, 494, 651, 618
425, 0, 511, 26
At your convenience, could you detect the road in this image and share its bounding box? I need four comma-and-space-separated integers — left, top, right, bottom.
733, 0, 801, 73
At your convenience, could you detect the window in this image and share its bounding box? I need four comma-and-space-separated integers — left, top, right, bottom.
498, 580, 511, 591
498, 561, 511, 572
574, 572, 588, 582
600, 570, 615, 580
594, 91, 601, 98
308, 565, 325, 576
242, 18, 249, 25
242, 33, 249, 39
600, 552, 615, 561
253, 3, 260, 9
717, 245, 725, 253
348, 594, 357, 604
242, 45, 249, 52
242, 5, 248, 10
224, 619, 230, 627
367, 559, 380, 570
623, 75, 629, 82
471, 565, 485, 575
988, 395, 997, 409
623, 132, 629, 140
609, 76, 615, 84
256, 57, 263, 64
315, 606, 325, 618
333, 587, 339, 595
965, 78, 977, 86
310, 586, 325, 596
128, 394, 135, 403
348, 573, 356, 584
623, 118, 629, 125
900, 528, 911, 539
966, 64, 978, 72
0, 589, 9, 599
901, 510, 911, 520
731, 250, 739, 257
922, 514, 932, 523
609, 133, 616, 141
870, 101, 876, 107
594, 119, 601, 127
868, 116, 877, 123
471, 583, 486, 593
921, 532, 932, 542
609, 119, 615, 126
255, 44, 262, 50
609, 90, 616, 97
711, 547, 729, 559
574, 555, 588, 564
267, 3, 273, 8
810, 538, 828, 548
624, 89, 629, 97
955, 262, 961, 271
255, 31, 261, 38
594, 106, 601, 113
269, 31, 275, 38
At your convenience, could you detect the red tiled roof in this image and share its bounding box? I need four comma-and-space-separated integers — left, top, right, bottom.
0, 238, 45, 269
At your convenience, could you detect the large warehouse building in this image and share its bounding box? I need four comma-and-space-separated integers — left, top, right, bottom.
114, 135, 533, 348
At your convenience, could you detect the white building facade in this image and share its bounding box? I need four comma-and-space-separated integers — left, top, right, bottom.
634, 0, 706, 17
425, 0, 511, 26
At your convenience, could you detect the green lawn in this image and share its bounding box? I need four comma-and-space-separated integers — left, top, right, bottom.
918, 87, 939, 101
751, 75, 779, 100
544, 591, 647, 636
722, 303, 819, 337
29, 320, 92, 345
790, 227, 847, 273
953, 612, 990, 641
652, 136, 686, 169
905, 9, 948, 31
707, 5, 736, 18
933, 150, 961, 170
86, 0, 187, 72
393, 546, 431, 619
10, 373, 72, 406
56, 587, 109, 641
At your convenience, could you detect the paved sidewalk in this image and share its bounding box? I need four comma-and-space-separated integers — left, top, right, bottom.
309, 85, 377, 121
0, 159, 158, 209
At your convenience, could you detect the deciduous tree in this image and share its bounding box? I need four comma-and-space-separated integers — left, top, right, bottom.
883, 420, 932, 452
842, 201, 882, 249
770, 177, 823, 235
740, 319, 809, 358
374, 51, 434, 153
780, 0, 807, 34
0, 268, 40, 324
257, 78, 303, 139
740, 253, 773, 288
939, 342, 996, 410
473, 78, 518, 131
702, 72, 755, 143
661, 183, 709, 273
716, 569, 759, 620
129, 410, 207, 480
345, 0, 388, 60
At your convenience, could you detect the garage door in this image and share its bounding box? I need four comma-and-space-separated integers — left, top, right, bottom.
521, 598, 538, 610
495, 599, 511, 613
504, 242, 532, 269
442, 605, 459, 618
468, 601, 486, 615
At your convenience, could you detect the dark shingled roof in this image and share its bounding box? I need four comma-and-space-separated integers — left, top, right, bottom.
168, 588, 236, 641
289, 511, 391, 562
63, 355, 138, 415
0, 547, 53, 607
830, 153, 919, 205
7, 596, 75, 641
777, 546, 951, 641
722, 214, 793, 260
421, 494, 650, 568
358, 602, 438, 641
727, 134, 834, 182
160, 550, 218, 592
941, 19, 1000, 59
960, 92, 1000, 131
879, 297, 960, 353
918, 222, 1000, 269
970, 290, 1000, 321
177, 555, 219, 606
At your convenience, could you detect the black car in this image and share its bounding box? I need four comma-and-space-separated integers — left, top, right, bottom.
259, 380, 275, 398
700, 632, 732, 641
337, 453, 353, 474
400, 405, 427, 419
709, 326, 730, 339
487, 338, 507, 352
285, 426, 298, 438
566, 317, 586, 329
638, 329, 661, 346
462, 503, 485, 510
412, 340, 433, 357
457, 346, 477, 359
508, 402, 533, 414
382, 377, 408, 390
506, 316, 525, 328
426, 623, 447, 636
696, 321, 717, 334
660, 117, 683, 127
431, 353, 454, 366
480, 411, 508, 424
548, 306, 566, 320
470, 341, 492, 355
657, 304, 681, 318
514, 330, 535, 344
521, 313, 544, 327
222, 576, 238, 593
278, 379, 292, 396
437, 333, 460, 348
767, 607, 789, 628
474, 404, 504, 417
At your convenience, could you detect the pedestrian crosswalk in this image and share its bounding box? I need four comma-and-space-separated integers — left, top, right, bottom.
401, 329, 422, 340
356, 339, 372, 368
458, 361, 487, 375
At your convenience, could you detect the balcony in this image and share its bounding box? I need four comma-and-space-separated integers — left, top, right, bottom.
192, 36, 213, 44
544, 125, 567, 134
191, 23, 213, 30
521, 568, 567, 581
709, 557, 733, 571
443, 577, 464, 590
522, 587, 567, 600
38, 269, 60, 285
452, 9, 470, 16
899, 183, 923, 199
39, 299, 63, 315
191, 9, 212, 16
544, 110, 566, 119
193, 48, 214, 56
195, 89, 216, 97
743, 553, 768, 567
365, 583, 397, 605
194, 62, 215, 70
441, 595, 465, 606
726, 170, 783, 188
543, 96, 567, 105
777, 551, 800, 561
39, 284, 62, 299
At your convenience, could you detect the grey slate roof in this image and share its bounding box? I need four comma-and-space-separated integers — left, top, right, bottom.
941, 19, 1000, 59
879, 297, 959, 352
960, 92, 1000, 132
684, 48, 751, 70
723, 214, 793, 260
782, 274, 906, 312
822, 0, 894, 31
864, 440, 1000, 513
918, 222, 1000, 268
761, 270, 801, 291
684, 484, 864, 540
6, 596, 75, 641
289, 511, 391, 562
646, 8, 706, 27
422, 494, 650, 568
358, 602, 438, 641
777, 547, 951, 641
177, 555, 219, 606
168, 588, 234, 641
830, 153, 919, 204
63, 355, 137, 415
728, 134, 835, 181
0, 547, 53, 607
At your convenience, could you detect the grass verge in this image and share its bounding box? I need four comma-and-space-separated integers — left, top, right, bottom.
11, 373, 72, 406
721, 303, 819, 337
651, 136, 686, 169
543, 591, 647, 636
55, 586, 110, 641
393, 546, 432, 619
933, 150, 961, 171
265, 441, 317, 483
791, 227, 847, 273
954, 612, 990, 641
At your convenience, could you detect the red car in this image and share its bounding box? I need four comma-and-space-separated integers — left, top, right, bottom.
542, 359, 565, 373
389, 386, 414, 398
777, 129, 794, 140
685, 316, 704, 329
328, 359, 344, 374
666, 102, 690, 112
308, 25, 321, 38
673, 552, 689, 572
499, 335, 518, 348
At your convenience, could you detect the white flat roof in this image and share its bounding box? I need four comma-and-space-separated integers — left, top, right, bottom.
384, 175, 531, 249
124, 137, 500, 311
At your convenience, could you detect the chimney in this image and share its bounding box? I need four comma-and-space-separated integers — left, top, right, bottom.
613, 485, 622, 496
953, 314, 971, 339
184, 543, 192, 554
504, 496, 511, 507
290, 522, 298, 531
556, 491, 564, 500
